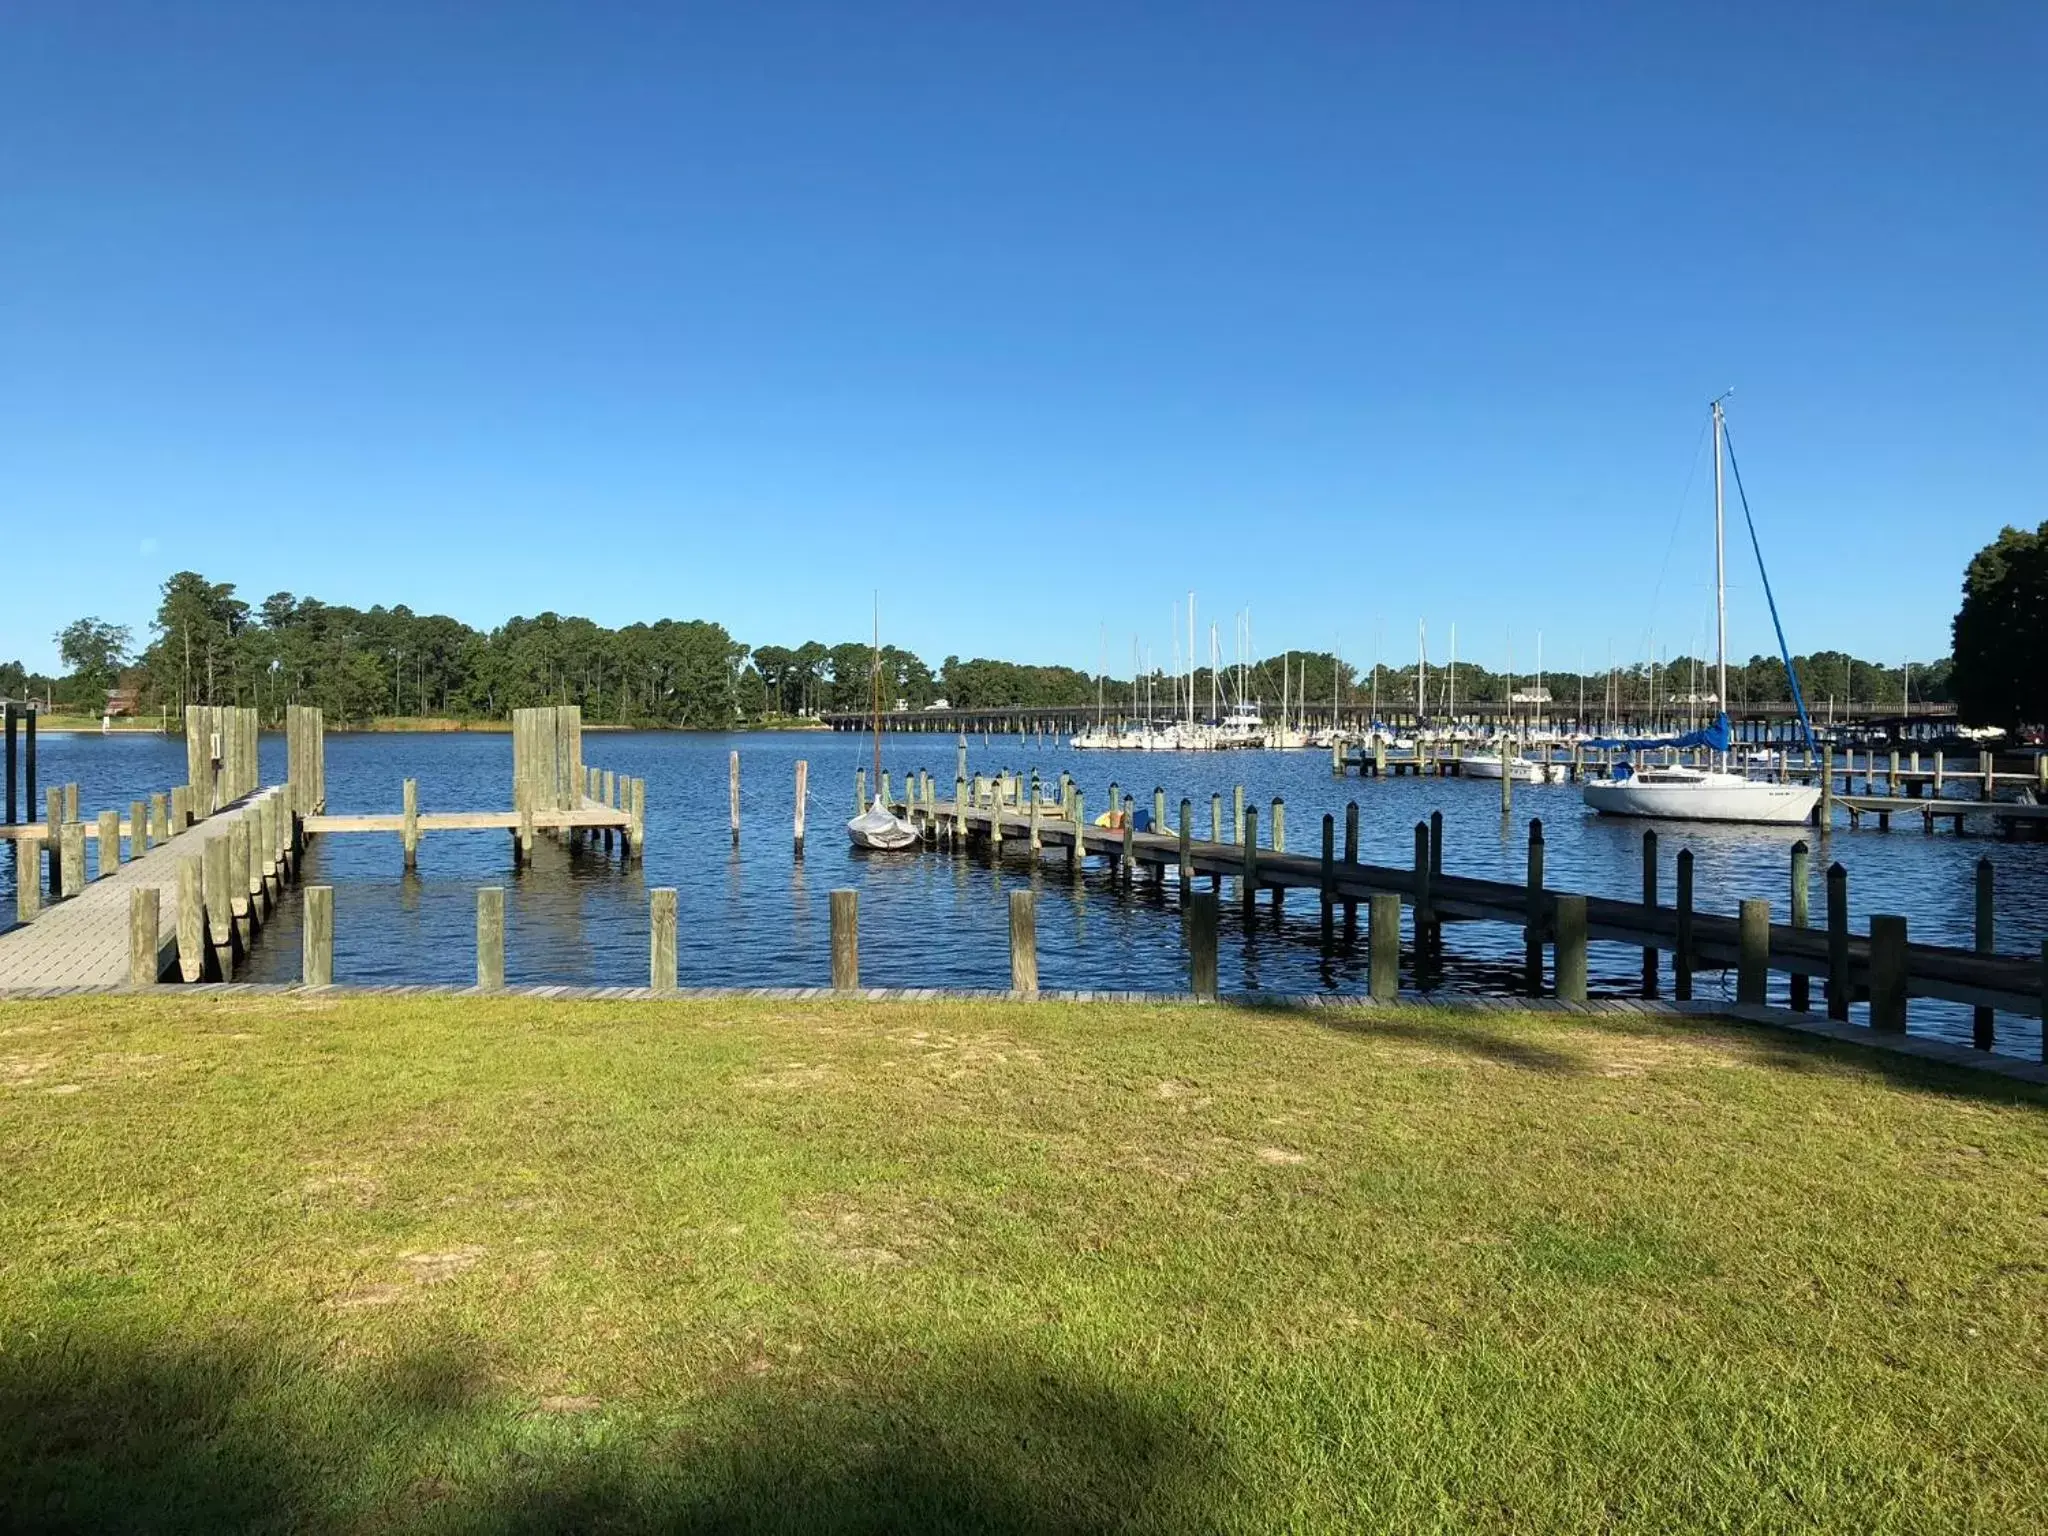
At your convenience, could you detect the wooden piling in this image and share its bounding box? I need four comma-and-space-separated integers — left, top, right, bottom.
1369, 891, 1400, 1000
44, 787, 60, 893
1178, 798, 1193, 890
1737, 899, 1770, 1005
855, 767, 867, 817
1232, 784, 1244, 844
1411, 821, 1434, 963
730, 750, 742, 846
477, 886, 505, 989
150, 791, 167, 845
168, 855, 202, 981
1342, 801, 1359, 926
1675, 848, 1694, 1001
1789, 842, 1811, 1011
1826, 863, 1850, 1020
96, 809, 120, 876
1640, 829, 1659, 997
1554, 894, 1588, 1003
1820, 744, 1834, 825
1974, 858, 1994, 1050
14, 841, 38, 924
1500, 739, 1513, 815
1188, 891, 1219, 1001
650, 888, 678, 992
628, 778, 645, 857
1153, 787, 1166, 831
402, 778, 419, 870
120, 887, 157, 986
1211, 792, 1223, 843
1869, 915, 1908, 1031
1241, 805, 1259, 911
303, 885, 333, 986
830, 889, 858, 990
60, 820, 84, 899
1979, 750, 1994, 802
130, 798, 147, 860
1009, 890, 1038, 996
1524, 818, 1545, 996
1319, 814, 1335, 951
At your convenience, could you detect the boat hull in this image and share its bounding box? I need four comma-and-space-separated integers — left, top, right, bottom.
1582, 779, 1819, 825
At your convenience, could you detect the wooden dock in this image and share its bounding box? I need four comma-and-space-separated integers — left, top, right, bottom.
890, 775, 2047, 1038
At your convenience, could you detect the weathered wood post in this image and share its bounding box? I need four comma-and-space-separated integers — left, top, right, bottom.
1738, 899, 1770, 1005
1412, 821, 1433, 965
1211, 792, 1223, 844
303, 885, 333, 985
1233, 784, 1245, 844
1342, 801, 1359, 937
1500, 740, 1513, 815
855, 768, 866, 817
650, 887, 678, 992
228, 818, 255, 948
401, 778, 419, 870
13, 840, 38, 924
793, 759, 808, 854
177, 855, 204, 980
1826, 862, 1850, 1020
1319, 813, 1336, 952
1240, 805, 1259, 914
200, 835, 232, 975
477, 886, 505, 989
830, 889, 858, 990
44, 786, 61, 894
1369, 892, 1401, 1001
1029, 791, 1043, 853
728, 750, 742, 846
628, 778, 645, 858
63, 781, 79, 824
1933, 749, 1944, 793
1675, 848, 1694, 1001
1869, 914, 1908, 1032
96, 809, 120, 876
1188, 891, 1219, 1001
1153, 787, 1166, 831
1524, 818, 1545, 996
150, 791, 168, 846
1270, 798, 1286, 915
170, 785, 189, 835
1979, 749, 1994, 802
955, 734, 967, 789
1789, 842, 1811, 1011
130, 798, 147, 860
1820, 743, 1834, 826
1974, 858, 1994, 1050
1640, 829, 1659, 997
128, 888, 159, 985
1009, 890, 1038, 996
60, 819, 84, 899
1178, 799, 1193, 891
1554, 894, 1588, 1004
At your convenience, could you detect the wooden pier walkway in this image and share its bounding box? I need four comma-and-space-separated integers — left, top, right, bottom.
903, 790, 2047, 1024
0, 790, 278, 986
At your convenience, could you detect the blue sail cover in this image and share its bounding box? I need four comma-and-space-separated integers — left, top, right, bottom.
1586, 712, 1732, 753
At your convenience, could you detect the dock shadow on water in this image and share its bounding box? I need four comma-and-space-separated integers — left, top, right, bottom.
0, 1331, 1214, 1534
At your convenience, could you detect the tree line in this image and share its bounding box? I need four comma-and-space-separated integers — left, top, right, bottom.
0, 566, 1972, 727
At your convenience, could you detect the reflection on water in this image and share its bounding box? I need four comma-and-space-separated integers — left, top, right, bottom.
4, 728, 2044, 1055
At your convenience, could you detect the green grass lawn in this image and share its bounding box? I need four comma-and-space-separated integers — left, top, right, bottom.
2, 995, 2044, 1533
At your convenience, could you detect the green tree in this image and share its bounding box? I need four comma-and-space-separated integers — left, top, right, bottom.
55, 617, 133, 707
1952, 522, 2048, 727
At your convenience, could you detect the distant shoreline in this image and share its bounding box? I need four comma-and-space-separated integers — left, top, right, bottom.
17, 714, 835, 735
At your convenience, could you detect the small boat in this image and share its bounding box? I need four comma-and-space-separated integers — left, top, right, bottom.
1583, 762, 1817, 824
846, 598, 919, 850
1462, 751, 1561, 784
1582, 395, 1821, 826
849, 794, 920, 850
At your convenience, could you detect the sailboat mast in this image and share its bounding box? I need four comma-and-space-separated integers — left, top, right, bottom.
870, 594, 883, 794
1713, 396, 1728, 717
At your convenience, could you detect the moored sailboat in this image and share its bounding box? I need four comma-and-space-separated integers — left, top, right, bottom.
1583, 396, 1820, 825
847, 599, 920, 850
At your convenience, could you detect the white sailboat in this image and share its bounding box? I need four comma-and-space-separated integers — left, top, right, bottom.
1583, 397, 1820, 826
847, 600, 920, 850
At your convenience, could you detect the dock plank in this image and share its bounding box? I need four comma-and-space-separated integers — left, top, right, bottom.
0, 792, 276, 986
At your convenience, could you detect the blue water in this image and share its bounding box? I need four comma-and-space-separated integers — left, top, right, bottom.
4, 728, 2043, 1057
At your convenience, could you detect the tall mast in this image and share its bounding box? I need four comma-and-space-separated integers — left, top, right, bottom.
1448, 623, 1456, 722
1187, 593, 1196, 731
870, 592, 883, 795
1713, 395, 1728, 719
1417, 621, 1426, 724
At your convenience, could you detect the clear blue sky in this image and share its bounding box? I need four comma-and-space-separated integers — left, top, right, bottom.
3, 2, 2041, 680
